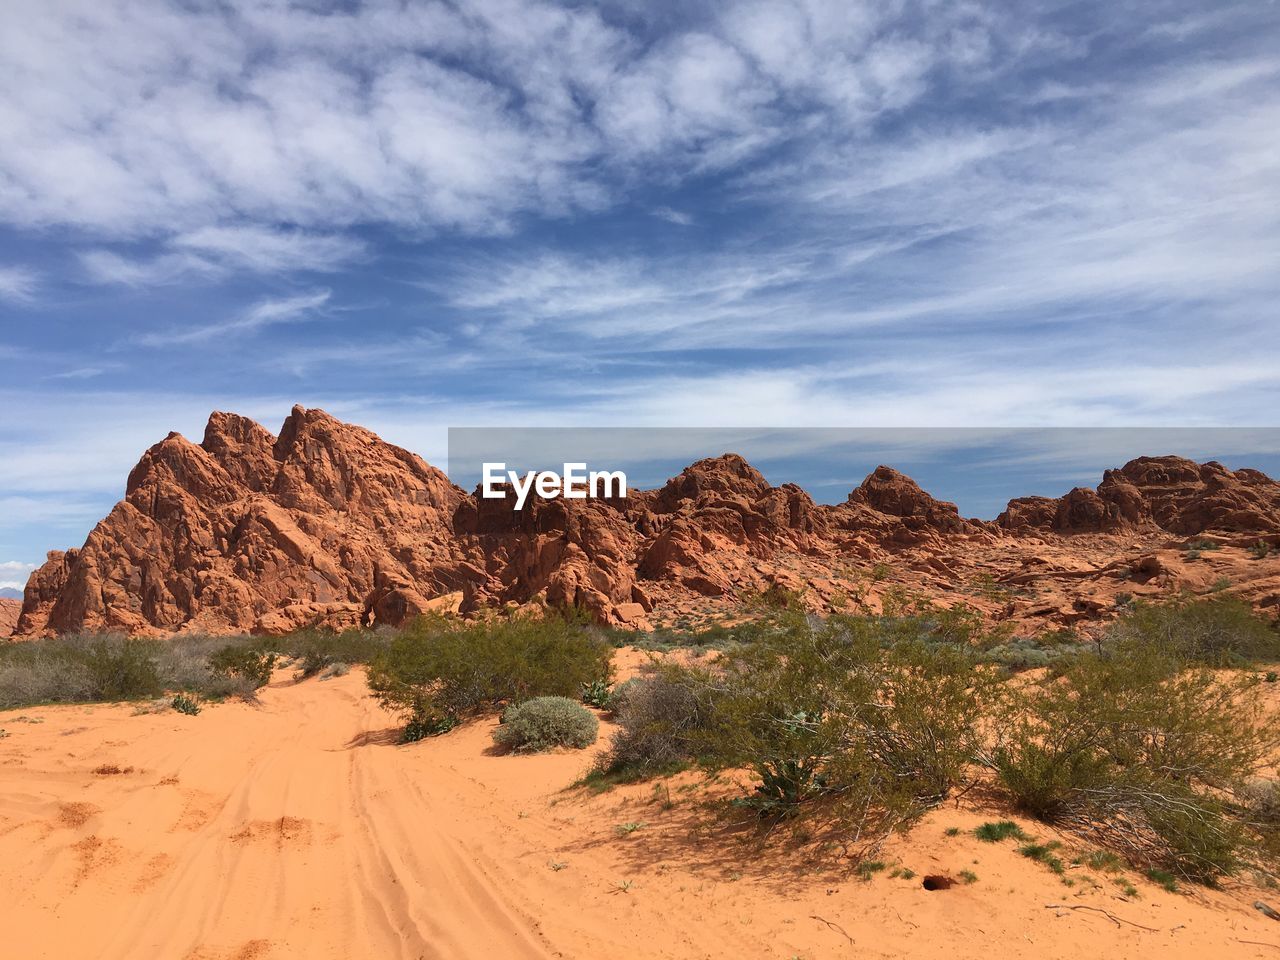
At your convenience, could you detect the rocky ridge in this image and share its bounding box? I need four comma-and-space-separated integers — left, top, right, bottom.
10, 407, 1280, 640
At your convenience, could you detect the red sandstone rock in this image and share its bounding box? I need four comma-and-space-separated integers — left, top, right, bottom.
13, 412, 1280, 640
0, 599, 20, 638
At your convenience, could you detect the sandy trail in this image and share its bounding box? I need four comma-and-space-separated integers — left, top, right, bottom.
3, 666, 1280, 960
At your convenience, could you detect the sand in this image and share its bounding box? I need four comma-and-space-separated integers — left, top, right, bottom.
3, 663, 1279, 960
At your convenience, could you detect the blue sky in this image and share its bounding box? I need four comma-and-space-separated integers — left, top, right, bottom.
2, 0, 1279, 590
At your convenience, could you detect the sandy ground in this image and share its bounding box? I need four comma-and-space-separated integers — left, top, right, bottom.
3, 662, 1280, 960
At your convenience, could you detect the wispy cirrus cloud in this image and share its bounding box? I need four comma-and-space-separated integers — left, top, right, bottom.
135, 290, 332, 347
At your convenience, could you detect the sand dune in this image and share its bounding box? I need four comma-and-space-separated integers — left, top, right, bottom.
3, 664, 1279, 959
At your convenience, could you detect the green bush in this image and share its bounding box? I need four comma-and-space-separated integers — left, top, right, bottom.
666, 609, 994, 838
171, 693, 202, 715
208, 644, 278, 689
367, 614, 611, 737
1107, 595, 1280, 666
991, 641, 1275, 882
492, 696, 599, 753
580, 677, 611, 708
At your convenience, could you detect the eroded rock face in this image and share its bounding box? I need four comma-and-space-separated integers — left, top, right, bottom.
13, 412, 1280, 639
996, 455, 1280, 535
0, 599, 20, 638
17, 406, 479, 637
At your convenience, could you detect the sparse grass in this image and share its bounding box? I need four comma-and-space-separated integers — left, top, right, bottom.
1114, 878, 1140, 897
856, 860, 887, 879
889, 866, 917, 880
1146, 868, 1179, 892
615, 821, 646, 836
1019, 841, 1066, 874
974, 820, 1030, 843
958, 869, 978, 884
1081, 850, 1126, 872
944, 826, 961, 836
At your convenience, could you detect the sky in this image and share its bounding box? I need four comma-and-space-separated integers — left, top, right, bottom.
1, 0, 1279, 590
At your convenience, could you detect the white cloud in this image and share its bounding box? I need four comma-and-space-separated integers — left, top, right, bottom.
0, 266, 38, 301
80, 226, 366, 287
0, 559, 36, 592
652, 207, 694, 225
136, 290, 332, 347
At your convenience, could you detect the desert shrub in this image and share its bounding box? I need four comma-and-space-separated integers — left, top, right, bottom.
593, 666, 717, 777
0, 634, 163, 708
171, 693, 202, 715
990, 641, 1275, 882
367, 614, 611, 736
603, 676, 644, 714
980, 636, 1080, 673
679, 609, 994, 835
580, 677, 611, 708
402, 705, 458, 742
208, 644, 277, 689
492, 696, 599, 753
1251, 541, 1272, 560
1107, 595, 1280, 665
279, 627, 392, 677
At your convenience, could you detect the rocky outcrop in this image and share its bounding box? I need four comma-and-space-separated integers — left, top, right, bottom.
996, 456, 1280, 535
14, 412, 1280, 639
17, 406, 479, 637
0, 599, 19, 638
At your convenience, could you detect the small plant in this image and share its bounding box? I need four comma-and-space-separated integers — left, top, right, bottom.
1114, 592, 1134, 608
1209, 577, 1232, 593
856, 860, 887, 880
548, 861, 568, 871
1082, 850, 1125, 872
580, 677, 612, 709
890, 867, 917, 880
944, 826, 961, 836
492, 696, 599, 753
1266, 672, 1278, 684
1146, 868, 1179, 892
402, 706, 457, 742
974, 820, 1029, 843
1019, 841, 1066, 874
958, 869, 978, 884
614, 879, 634, 894
1251, 541, 1272, 560
208, 645, 277, 689
615, 821, 646, 836
1184, 548, 1202, 561
171, 693, 201, 715
1114, 878, 1139, 898
1187, 539, 1221, 552
870, 562, 892, 582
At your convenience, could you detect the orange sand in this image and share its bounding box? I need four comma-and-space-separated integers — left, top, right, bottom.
3, 663, 1279, 959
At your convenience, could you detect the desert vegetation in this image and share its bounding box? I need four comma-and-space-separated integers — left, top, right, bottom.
366, 614, 612, 741
584, 594, 1280, 884
4, 590, 1279, 889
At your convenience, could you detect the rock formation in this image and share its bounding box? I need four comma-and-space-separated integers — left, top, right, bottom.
997, 456, 1280, 535
0, 599, 19, 639
12, 409, 1280, 639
